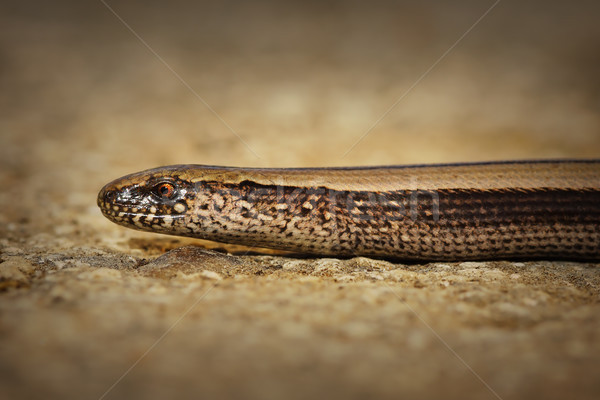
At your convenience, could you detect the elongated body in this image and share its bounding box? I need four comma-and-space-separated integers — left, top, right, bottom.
98, 160, 600, 261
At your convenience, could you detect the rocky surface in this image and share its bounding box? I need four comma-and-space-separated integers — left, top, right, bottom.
1, 1, 599, 399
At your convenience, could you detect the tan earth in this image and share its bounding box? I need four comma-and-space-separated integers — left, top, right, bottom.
1, 1, 600, 399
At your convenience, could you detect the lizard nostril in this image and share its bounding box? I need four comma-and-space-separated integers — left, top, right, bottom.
103, 190, 117, 203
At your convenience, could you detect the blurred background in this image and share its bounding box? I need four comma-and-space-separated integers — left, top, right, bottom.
1, 1, 600, 399
2, 0, 599, 174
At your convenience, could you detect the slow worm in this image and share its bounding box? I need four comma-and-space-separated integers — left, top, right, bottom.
98, 160, 600, 261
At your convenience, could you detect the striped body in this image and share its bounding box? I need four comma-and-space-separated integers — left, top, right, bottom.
97, 160, 600, 261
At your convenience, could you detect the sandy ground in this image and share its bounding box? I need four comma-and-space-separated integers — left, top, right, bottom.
1, 1, 600, 399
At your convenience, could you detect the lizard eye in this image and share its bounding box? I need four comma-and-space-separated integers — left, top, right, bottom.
153, 182, 176, 199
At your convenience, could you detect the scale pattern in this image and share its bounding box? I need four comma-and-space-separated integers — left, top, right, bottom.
97, 164, 600, 261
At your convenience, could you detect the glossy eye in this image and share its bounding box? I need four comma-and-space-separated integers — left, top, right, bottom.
153, 182, 176, 199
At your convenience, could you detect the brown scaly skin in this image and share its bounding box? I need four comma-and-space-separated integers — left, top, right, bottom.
98, 161, 600, 261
